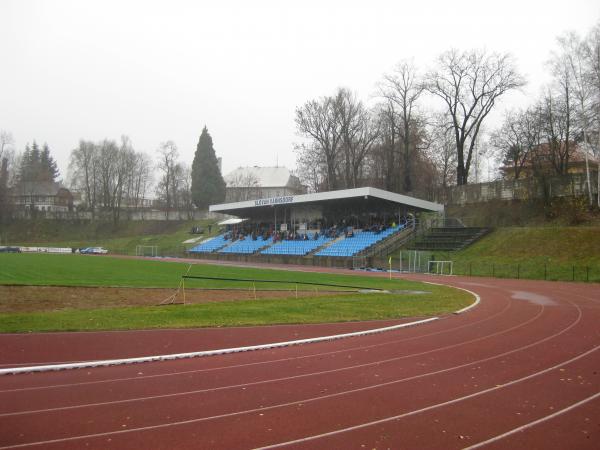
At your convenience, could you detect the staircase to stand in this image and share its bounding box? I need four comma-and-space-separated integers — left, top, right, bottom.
305, 234, 345, 256
407, 226, 490, 251
357, 220, 417, 257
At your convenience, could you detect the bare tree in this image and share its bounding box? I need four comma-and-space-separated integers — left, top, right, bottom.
334, 88, 379, 188
295, 95, 342, 190
0, 131, 14, 220
539, 86, 575, 176
379, 61, 424, 192
425, 49, 525, 185
179, 163, 195, 219
124, 151, 153, 213
555, 31, 595, 204
155, 141, 180, 219
294, 143, 326, 193
583, 21, 600, 207
69, 140, 99, 217
0, 131, 13, 162
426, 114, 457, 188
373, 100, 400, 192
490, 108, 541, 180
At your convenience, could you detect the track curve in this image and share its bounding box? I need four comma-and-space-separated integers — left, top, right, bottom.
0, 270, 598, 449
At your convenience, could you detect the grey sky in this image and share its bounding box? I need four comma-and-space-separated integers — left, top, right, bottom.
1, 0, 599, 181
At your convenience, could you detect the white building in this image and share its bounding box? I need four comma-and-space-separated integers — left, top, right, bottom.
224, 166, 305, 202
9, 181, 74, 213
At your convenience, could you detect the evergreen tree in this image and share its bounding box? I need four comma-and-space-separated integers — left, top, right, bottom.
18, 141, 59, 182
30, 141, 41, 180
191, 126, 226, 209
19, 144, 34, 182
41, 143, 59, 181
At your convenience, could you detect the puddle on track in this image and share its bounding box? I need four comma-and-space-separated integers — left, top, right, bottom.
511, 290, 557, 305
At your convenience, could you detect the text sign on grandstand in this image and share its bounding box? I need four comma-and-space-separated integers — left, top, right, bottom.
254, 196, 294, 206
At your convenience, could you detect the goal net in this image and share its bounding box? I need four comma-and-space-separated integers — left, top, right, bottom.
428, 260, 454, 276
136, 245, 159, 257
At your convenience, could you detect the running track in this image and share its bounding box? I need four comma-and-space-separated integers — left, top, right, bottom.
0, 269, 598, 449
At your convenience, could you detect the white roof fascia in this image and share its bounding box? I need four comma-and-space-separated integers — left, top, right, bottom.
367, 187, 444, 212
217, 218, 248, 225
209, 187, 443, 213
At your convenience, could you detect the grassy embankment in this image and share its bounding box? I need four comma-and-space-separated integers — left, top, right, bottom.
0, 253, 472, 332
0, 218, 220, 255
398, 227, 600, 282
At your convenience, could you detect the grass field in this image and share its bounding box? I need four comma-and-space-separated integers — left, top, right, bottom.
1, 253, 416, 290
0, 253, 472, 332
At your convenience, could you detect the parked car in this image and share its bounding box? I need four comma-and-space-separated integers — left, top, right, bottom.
80, 247, 108, 255
0, 246, 21, 253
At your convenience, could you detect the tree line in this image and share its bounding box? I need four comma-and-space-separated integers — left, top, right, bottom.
294, 22, 600, 207
0, 127, 226, 224
492, 26, 600, 207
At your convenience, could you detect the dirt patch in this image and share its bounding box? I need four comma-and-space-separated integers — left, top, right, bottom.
0, 285, 337, 313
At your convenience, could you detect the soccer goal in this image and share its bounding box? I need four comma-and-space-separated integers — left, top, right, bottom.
428, 260, 454, 276
136, 245, 159, 257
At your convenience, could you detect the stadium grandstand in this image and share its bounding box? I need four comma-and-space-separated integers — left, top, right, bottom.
189, 187, 443, 263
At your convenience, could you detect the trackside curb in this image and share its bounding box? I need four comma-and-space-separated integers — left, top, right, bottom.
420, 280, 481, 315
0, 317, 439, 376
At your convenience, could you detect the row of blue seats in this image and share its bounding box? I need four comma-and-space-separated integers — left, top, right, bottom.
188, 235, 229, 253
315, 226, 403, 257
261, 237, 331, 256
219, 237, 273, 254
189, 226, 403, 256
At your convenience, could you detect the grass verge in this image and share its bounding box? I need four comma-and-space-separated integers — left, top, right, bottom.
0, 287, 471, 333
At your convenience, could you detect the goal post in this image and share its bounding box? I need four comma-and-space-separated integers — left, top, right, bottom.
428, 260, 453, 276
136, 245, 159, 257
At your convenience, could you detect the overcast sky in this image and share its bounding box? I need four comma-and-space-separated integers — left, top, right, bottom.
1, 0, 599, 181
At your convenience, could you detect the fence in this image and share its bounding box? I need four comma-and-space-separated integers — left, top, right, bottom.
450, 261, 600, 283
433, 172, 599, 206
8, 209, 228, 222
372, 254, 600, 283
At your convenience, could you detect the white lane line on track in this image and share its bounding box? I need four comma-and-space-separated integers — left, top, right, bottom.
0, 318, 439, 376
463, 391, 600, 449
0, 303, 544, 418
2, 335, 595, 450
0, 286, 481, 376
0, 292, 506, 394
255, 343, 599, 450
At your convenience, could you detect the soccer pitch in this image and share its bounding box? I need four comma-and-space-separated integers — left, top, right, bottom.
0, 254, 472, 332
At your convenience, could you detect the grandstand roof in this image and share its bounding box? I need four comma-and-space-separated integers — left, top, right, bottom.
209, 186, 443, 218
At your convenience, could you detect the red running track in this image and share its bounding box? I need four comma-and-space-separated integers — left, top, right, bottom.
0, 270, 599, 449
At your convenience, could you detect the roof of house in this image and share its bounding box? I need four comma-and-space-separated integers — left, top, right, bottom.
224, 166, 300, 188
500, 142, 599, 172
10, 181, 71, 196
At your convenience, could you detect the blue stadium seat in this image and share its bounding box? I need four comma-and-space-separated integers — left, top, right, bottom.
218, 236, 273, 254
261, 236, 332, 256
315, 225, 404, 257
188, 234, 230, 253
